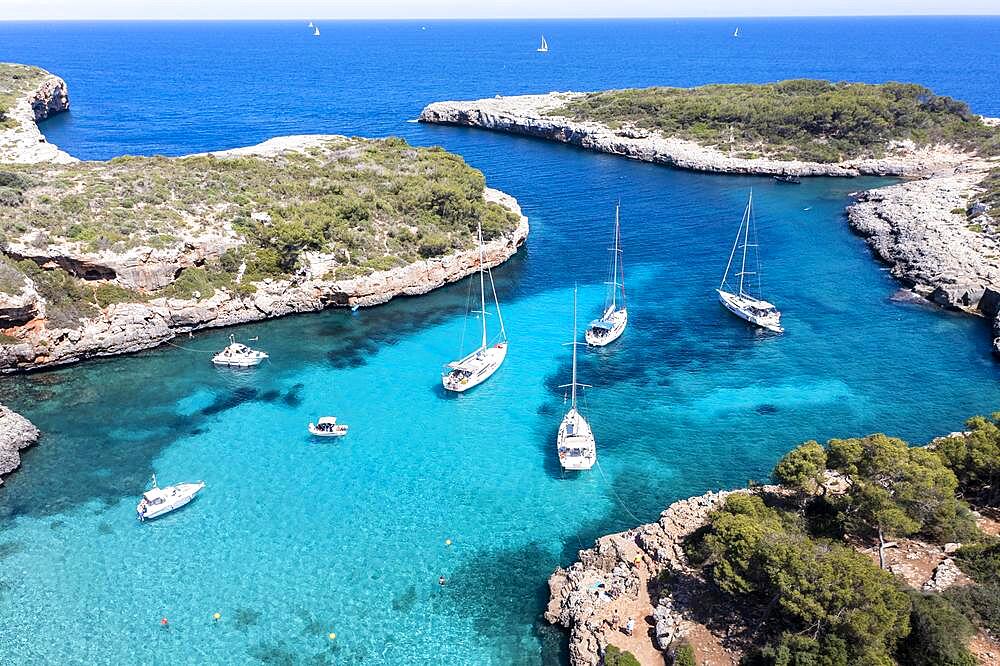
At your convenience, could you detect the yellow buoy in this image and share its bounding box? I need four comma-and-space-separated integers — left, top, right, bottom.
445, 539, 452, 546
328, 632, 336, 640
213, 612, 221, 621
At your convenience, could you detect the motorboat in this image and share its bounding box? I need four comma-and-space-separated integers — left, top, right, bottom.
308, 416, 349, 437
136, 475, 204, 521
212, 334, 268, 367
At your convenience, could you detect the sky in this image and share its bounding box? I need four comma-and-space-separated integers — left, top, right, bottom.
1, 0, 998, 20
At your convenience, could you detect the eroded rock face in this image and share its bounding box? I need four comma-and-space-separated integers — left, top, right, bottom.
0, 272, 43, 327
0, 73, 75, 165
847, 169, 1000, 316
420, 94, 973, 178
0, 404, 40, 484
0, 190, 529, 372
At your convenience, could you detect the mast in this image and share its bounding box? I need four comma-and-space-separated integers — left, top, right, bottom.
610, 204, 619, 310
738, 190, 752, 296
571, 287, 578, 408
478, 223, 487, 350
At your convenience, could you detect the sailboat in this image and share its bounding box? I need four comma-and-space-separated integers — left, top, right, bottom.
717, 190, 783, 333
308, 21, 314, 28
733, 27, 740, 37
557, 288, 596, 471
442, 224, 508, 392
586, 204, 628, 347
537, 35, 549, 52
313, 26, 321, 37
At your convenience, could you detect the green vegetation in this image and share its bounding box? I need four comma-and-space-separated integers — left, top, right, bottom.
12, 259, 97, 328
1, 138, 519, 280
970, 167, 1000, 216
604, 644, 641, 666
553, 80, 1000, 163
681, 419, 1000, 666
0, 63, 46, 128
672, 641, 697, 666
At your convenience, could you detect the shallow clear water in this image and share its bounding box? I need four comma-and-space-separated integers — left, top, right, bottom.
1, 18, 999, 665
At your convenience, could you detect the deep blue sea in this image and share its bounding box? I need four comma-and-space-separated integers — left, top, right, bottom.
1, 18, 999, 665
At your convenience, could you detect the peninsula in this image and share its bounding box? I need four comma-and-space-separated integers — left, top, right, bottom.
421, 82, 1000, 347
0, 64, 529, 374
548, 417, 1000, 666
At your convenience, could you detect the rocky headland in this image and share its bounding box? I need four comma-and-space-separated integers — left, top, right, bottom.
0, 66, 529, 372
421, 84, 1000, 348
0, 403, 39, 485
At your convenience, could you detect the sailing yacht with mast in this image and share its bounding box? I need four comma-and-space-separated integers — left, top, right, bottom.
313, 25, 321, 36
557, 289, 596, 471
717, 191, 783, 333
586, 204, 628, 347
537, 35, 549, 52
442, 225, 508, 392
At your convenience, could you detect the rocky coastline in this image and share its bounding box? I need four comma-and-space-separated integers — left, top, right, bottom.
421, 92, 1000, 348
0, 403, 39, 485
419, 93, 974, 178
0, 70, 529, 373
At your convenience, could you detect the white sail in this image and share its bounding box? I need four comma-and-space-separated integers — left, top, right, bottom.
313, 26, 320, 36
537, 35, 549, 52
733, 27, 740, 37
717, 191, 783, 333
308, 21, 314, 27
442, 224, 508, 392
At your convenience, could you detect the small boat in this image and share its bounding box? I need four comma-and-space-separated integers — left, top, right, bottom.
537, 35, 549, 52
557, 288, 596, 471
136, 474, 204, 522
717, 191, 784, 333
733, 27, 740, 37
442, 224, 508, 392
586, 203, 628, 347
773, 174, 801, 184
308, 417, 349, 437
212, 334, 269, 367
313, 26, 320, 37
308, 21, 314, 27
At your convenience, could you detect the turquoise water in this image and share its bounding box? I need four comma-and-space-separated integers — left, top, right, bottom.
1, 18, 1000, 665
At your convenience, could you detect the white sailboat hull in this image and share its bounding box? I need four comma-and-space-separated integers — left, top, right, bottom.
442, 342, 508, 392
557, 408, 596, 470
717, 289, 783, 333
585, 307, 628, 347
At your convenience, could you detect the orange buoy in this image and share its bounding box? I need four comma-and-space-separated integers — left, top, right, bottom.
160, 617, 169, 627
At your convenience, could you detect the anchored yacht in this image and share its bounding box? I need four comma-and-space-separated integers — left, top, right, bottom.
212, 335, 269, 367
557, 288, 596, 471
136, 475, 204, 521
586, 204, 628, 346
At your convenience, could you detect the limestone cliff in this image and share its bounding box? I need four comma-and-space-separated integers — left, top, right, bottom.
0, 64, 74, 164
0, 404, 40, 485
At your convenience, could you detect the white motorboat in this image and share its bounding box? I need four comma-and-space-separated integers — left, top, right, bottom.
136, 474, 204, 521
586, 203, 628, 347
212, 334, 269, 367
557, 288, 596, 471
442, 224, 508, 392
537, 35, 549, 52
308, 416, 349, 437
717, 190, 784, 333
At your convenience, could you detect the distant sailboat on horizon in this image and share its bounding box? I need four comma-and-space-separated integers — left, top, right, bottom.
313, 25, 321, 37
733, 26, 740, 37
308, 21, 314, 28
537, 35, 549, 52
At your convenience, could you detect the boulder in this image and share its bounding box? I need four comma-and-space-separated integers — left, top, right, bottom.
0, 404, 40, 483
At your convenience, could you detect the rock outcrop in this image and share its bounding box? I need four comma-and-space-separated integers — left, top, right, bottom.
0, 404, 40, 485
846, 165, 1000, 350
420, 93, 973, 178
0, 70, 75, 164
546, 488, 778, 666
0, 189, 528, 372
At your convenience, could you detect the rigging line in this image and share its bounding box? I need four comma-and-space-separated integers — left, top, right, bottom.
594, 456, 645, 526
751, 194, 764, 299
163, 339, 219, 354
720, 197, 743, 291
487, 263, 507, 341
458, 269, 474, 357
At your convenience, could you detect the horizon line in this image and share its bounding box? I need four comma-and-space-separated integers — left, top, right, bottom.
2, 14, 1000, 22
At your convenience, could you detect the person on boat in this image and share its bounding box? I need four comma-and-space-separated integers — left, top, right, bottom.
438, 576, 446, 586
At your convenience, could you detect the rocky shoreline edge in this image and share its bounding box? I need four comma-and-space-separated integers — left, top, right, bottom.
0, 404, 39, 485
0, 73, 529, 373
421, 93, 1000, 349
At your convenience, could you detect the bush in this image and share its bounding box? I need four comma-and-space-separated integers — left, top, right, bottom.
672, 641, 696, 666
604, 644, 641, 666
945, 580, 1000, 635
934, 415, 1000, 506
896, 592, 976, 666
773, 440, 827, 495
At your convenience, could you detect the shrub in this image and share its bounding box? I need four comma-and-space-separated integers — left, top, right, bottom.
896, 592, 976, 666
945, 580, 1000, 635
604, 644, 641, 666
418, 232, 451, 258
672, 641, 696, 666
773, 440, 827, 495
934, 414, 1000, 506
